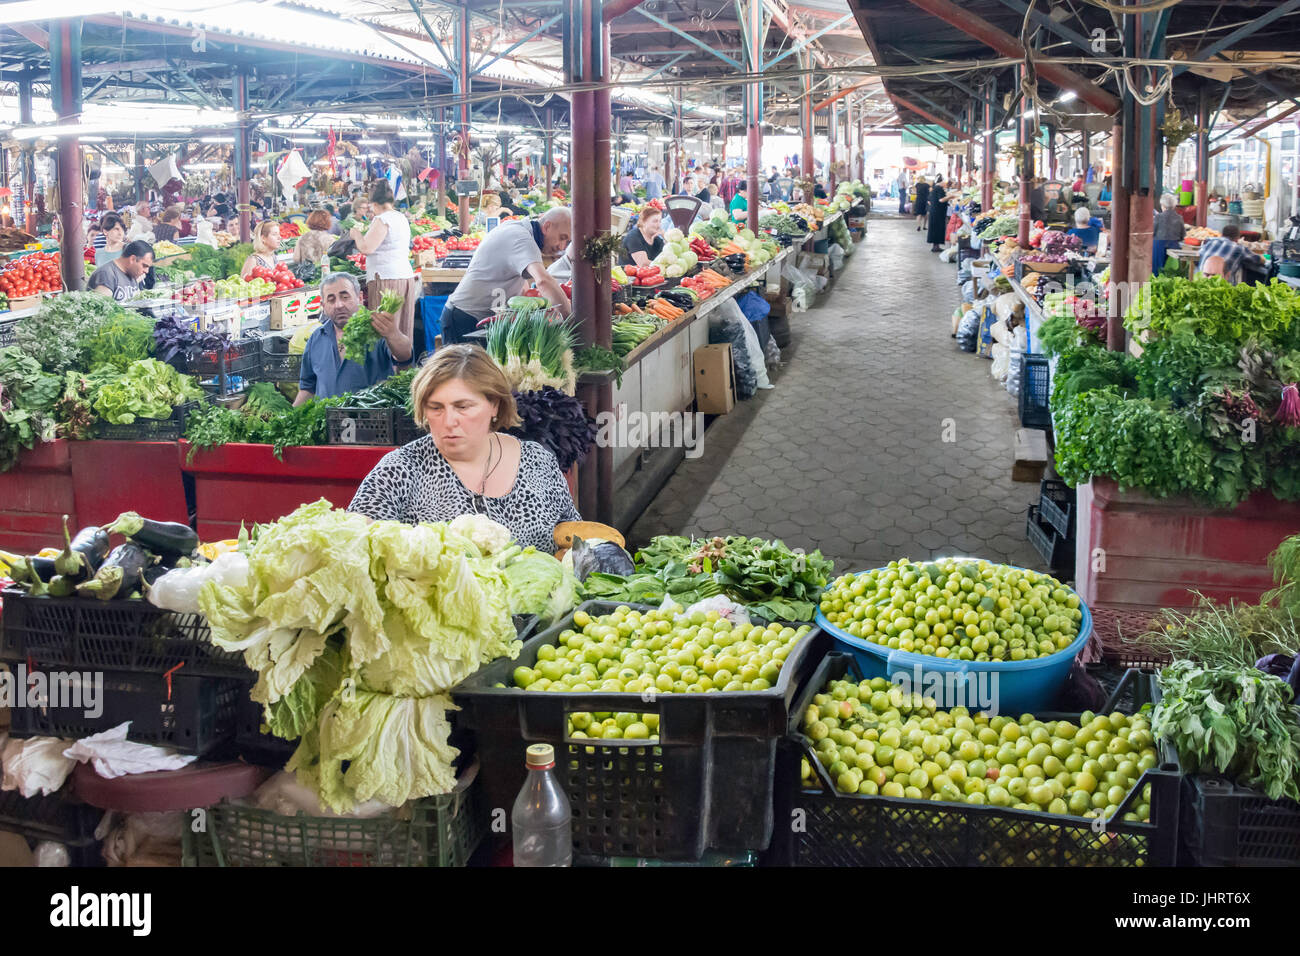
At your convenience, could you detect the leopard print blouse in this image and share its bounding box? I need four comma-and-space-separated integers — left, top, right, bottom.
347, 435, 581, 554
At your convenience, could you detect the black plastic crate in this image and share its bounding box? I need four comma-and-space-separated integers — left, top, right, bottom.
91, 400, 199, 442
393, 414, 424, 446
1180, 775, 1300, 866
770, 652, 1180, 867
452, 601, 828, 862
183, 761, 485, 867
0, 589, 251, 678
0, 315, 16, 347
326, 407, 397, 445
1026, 505, 1074, 576
189, 338, 262, 396
0, 786, 103, 845
1018, 352, 1051, 429
257, 335, 303, 383
6, 668, 243, 755
1038, 478, 1075, 538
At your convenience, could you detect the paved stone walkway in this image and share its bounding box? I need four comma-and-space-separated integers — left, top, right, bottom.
628, 212, 1045, 573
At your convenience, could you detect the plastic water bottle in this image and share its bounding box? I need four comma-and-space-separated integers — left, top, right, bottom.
511, 743, 572, 867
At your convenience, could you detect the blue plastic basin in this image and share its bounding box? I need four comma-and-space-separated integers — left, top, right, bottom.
814, 566, 1093, 715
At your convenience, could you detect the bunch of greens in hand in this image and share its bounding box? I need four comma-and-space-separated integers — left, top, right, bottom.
340, 291, 404, 363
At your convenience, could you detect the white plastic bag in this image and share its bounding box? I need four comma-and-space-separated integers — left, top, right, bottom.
1, 735, 77, 797
148, 551, 249, 614
252, 771, 398, 818
664, 595, 752, 627
63, 723, 199, 778
990, 317, 1011, 346
828, 242, 845, 272
990, 343, 1011, 380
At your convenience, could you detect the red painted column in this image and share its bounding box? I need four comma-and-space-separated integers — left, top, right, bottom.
235, 68, 251, 243
51, 19, 85, 292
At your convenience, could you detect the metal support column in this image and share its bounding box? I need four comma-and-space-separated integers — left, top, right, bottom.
17, 72, 34, 229
436, 107, 448, 217
1195, 85, 1209, 227
829, 100, 838, 194
457, 4, 472, 229
845, 95, 855, 185
51, 19, 85, 292
1108, 120, 1129, 352
982, 83, 994, 211
1018, 71, 1031, 247
802, 53, 815, 180
234, 67, 251, 243
542, 105, 554, 197
745, 0, 762, 234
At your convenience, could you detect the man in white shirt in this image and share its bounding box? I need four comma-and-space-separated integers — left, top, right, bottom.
126, 201, 154, 241
441, 207, 572, 344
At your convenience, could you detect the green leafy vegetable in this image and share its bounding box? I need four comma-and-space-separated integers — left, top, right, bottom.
582, 534, 834, 622
340, 306, 380, 363
91, 359, 203, 424
199, 500, 522, 811
17, 292, 127, 373
0, 347, 61, 472
80, 312, 158, 371
1152, 659, 1300, 802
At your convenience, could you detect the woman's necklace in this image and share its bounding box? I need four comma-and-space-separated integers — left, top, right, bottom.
478, 434, 502, 495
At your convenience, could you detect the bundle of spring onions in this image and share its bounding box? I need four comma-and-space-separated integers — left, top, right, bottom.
484, 310, 578, 395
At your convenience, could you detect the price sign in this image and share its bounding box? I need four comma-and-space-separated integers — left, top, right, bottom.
455, 179, 480, 196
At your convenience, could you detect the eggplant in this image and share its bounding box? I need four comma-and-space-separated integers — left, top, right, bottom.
76, 542, 153, 602
46, 575, 76, 598
53, 517, 111, 581
142, 564, 171, 589
8, 556, 58, 585
106, 512, 199, 557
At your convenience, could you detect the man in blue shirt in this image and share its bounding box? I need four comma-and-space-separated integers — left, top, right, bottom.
1197, 224, 1265, 284
294, 272, 413, 405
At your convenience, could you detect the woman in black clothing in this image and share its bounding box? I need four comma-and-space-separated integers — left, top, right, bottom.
913, 177, 930, 231
926, 179, 949, 251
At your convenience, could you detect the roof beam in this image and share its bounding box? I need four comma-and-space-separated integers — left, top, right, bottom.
11, 23, 48, 51
765, 13, 854, 69
630, 7, 744, 70
890, 93, 970, 139
987, 0, 1096, 57
813, 78, 882, 111
1210, 103, 1300, 155
470, 13, 562, 76
1174, 0, 1300, 74
892, 0, 1121, 114
611, 20, 742, 34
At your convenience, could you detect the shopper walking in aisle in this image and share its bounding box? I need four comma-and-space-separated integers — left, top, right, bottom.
294, 272, 411, 405
926, 179, 949, 252
351, 181, 419, 340
897, 170, 909, 214
1152, 193, 1185, 273
348, 345, 580, 551
913, 177, 930, 231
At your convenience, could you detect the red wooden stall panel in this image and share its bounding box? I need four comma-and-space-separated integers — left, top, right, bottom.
0, 440, 77, 554
1075, 477, 1300, 612
69, 440, 189, 531
179, 441, 391, 541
